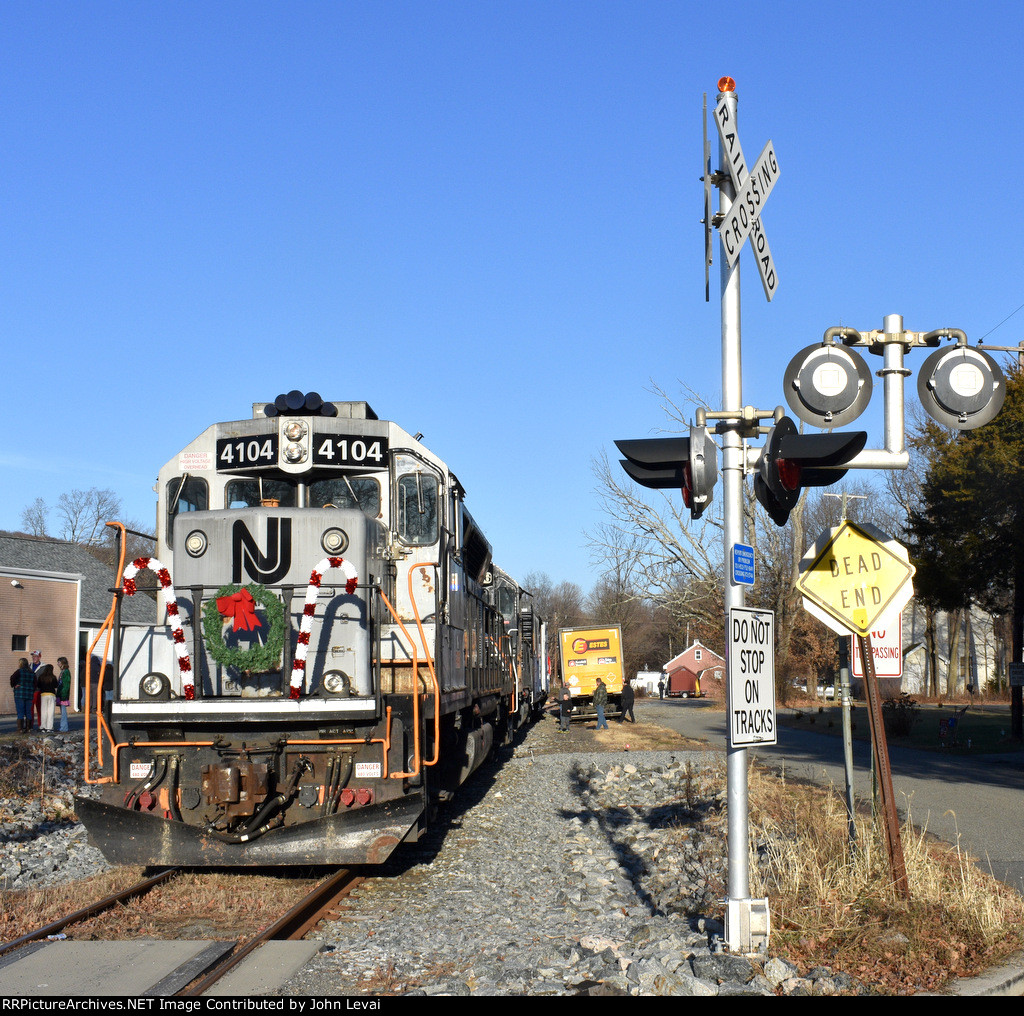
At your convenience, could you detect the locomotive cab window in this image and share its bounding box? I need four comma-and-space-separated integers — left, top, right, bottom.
165, 476, 209, 547
225, 479, 297, 509
396, 469, 439, 546
309, 477, 381, 518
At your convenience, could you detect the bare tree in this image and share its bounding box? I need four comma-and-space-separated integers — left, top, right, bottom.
520, 571, 588, 670
55, 488, 123, 545
591, 449, 723, 629
19, 497, 49, 536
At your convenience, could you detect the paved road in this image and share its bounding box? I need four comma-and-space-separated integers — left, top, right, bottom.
639, 697, 1024, 893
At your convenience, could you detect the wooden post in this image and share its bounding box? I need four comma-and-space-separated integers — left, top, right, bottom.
858, 633, 910, 899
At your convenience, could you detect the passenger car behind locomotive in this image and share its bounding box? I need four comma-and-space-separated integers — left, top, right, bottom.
76, 393, 548, 866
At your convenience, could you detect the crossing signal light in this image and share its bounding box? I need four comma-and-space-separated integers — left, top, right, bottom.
755, 416, 867, 526
615, 427, 718, 521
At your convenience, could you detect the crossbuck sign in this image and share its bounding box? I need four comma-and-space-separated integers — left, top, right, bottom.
714, 97, 780, 300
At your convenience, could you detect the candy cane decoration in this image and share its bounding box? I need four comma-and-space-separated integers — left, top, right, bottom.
292, 556, 359, 698
122, 556, 194, 699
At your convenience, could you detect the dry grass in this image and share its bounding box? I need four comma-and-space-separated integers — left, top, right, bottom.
746, 764, 1024, 993
0, 868, 317, 943
590, 720, 706, 752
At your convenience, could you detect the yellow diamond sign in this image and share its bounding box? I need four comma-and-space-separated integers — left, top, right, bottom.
797, 521, 915, 637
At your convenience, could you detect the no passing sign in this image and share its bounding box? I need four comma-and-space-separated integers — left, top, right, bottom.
728, 606, 776, 747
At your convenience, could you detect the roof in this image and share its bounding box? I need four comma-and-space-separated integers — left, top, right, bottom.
664, 640, 725, 673
0, 531, 156, 625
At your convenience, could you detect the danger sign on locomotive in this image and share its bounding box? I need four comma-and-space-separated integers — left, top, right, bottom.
728, 606, 776, 747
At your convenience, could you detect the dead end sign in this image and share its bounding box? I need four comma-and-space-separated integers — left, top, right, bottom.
728, 606, 776, 747
797, 521, 915, 638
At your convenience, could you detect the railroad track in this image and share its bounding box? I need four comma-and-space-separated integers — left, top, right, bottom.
1, 867, 362, 996
177, 867, 364, 995
0, 867, 180, 958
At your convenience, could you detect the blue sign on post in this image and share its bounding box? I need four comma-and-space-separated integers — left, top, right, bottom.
732, 543, 755, 586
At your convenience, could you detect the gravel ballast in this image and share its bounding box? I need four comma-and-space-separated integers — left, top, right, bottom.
0, 718, 859, 995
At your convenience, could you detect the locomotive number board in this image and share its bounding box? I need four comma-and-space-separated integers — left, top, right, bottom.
216, 434, 278, 471
312, 434, 389, 467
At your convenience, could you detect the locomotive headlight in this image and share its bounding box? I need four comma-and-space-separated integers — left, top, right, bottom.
184, 530, 208, 558
283, 420, 307, 441
140, 672, 170, 700
284, 441, 307, 463
321, 527, 349, 554
321, 670, 352, 697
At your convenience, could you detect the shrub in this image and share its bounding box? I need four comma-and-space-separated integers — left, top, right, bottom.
882, 693, 919, 737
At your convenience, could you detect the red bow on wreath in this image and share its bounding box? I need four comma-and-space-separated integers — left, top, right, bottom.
216, 588, 262, 632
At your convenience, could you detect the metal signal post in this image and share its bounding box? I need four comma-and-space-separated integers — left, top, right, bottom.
714, 78, 768, 954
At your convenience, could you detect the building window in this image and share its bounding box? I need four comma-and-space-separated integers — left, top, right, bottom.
695, 648, 702, 662
11, 635, 27, 652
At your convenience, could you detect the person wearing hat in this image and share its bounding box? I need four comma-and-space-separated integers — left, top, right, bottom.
30, 650, 43, 731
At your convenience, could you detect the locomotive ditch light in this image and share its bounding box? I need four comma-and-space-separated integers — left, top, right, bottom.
321, 670, 352, 697
754, 415, 867, 527
917, 344, 1006, 430
784, 342, 873, 427
321, 527, 349, 555
140, 672, 171, 700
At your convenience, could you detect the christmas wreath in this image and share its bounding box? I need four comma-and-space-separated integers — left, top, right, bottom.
202, 583, 286, 673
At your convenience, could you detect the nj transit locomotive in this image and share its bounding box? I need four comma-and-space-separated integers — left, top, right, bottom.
76, 393, 548, 866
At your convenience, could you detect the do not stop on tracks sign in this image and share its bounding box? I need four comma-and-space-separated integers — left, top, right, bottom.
728, 606, 776, 747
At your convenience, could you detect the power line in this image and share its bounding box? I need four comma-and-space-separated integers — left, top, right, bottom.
979, 300, 1024, 342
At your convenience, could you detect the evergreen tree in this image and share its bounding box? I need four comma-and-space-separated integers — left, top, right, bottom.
909, 365, 1024, 734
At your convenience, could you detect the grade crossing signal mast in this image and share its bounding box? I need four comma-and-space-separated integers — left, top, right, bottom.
617, 74, 1010, 954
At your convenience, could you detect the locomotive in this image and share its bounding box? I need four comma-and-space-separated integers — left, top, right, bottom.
76, 393, 548, 866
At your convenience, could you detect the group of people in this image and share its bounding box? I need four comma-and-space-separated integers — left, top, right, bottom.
556, 677, 636, 732
9, 650, 72, 734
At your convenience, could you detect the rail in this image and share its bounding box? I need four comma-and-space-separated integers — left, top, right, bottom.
0, 868, 179, 957
178, 867, 363, 996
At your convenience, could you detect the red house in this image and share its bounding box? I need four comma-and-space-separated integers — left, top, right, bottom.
663, 641, 726, 698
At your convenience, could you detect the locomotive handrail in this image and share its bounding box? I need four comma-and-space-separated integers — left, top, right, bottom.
376, 586, 430, 779
407, 563, 441, 767
283, 705, 393, 778
83, 521, 126, 785
502, 633, 519, 720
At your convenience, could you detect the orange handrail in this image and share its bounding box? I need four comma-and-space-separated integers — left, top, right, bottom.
407, 563, 441, 766
83, 521, 126, 784
377, 587, 424, 778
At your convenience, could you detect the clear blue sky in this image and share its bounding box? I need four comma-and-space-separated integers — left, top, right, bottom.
3, 1, 1023, 590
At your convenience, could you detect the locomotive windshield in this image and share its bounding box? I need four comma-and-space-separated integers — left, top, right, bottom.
226, 478, 297, 508
396, 470, 439, 545
165, 476, 209, 546
309, 476, 382, 517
